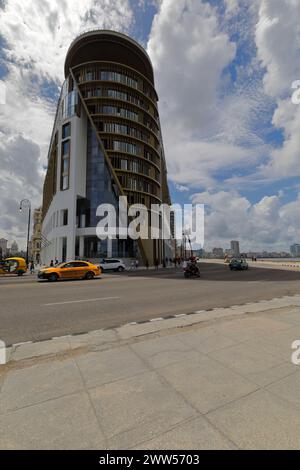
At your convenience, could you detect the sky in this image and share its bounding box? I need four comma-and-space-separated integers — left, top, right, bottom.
1, 0, 300, 252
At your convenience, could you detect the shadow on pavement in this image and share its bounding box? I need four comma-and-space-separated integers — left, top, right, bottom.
111, 263, 300, 282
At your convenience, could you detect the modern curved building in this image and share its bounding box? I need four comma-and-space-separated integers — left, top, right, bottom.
41, 30, 173, 265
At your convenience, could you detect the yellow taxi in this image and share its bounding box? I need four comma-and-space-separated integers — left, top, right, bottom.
0, 257, 27, 276
37, 260, 101, 282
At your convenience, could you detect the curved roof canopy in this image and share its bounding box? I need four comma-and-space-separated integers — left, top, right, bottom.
64, 30, 154, 84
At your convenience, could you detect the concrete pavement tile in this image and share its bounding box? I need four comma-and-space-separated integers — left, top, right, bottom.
216, 316, 291, 342
209, 343, 284, 380
133, 416, 235, 450
131, 335, 200, 369
0, 358, 84, 413
158, 354, 258, 414
262, 308, 300, 327
177, 330, 238, 354
0, 392, 106, 450
207, 389, 300, 449
244, 362, 297, 387
89, 371, 196, 449
267, 371, 300, 408
243, 328, 299, 362
75, 345, 148, 388
11, 338, 71, 361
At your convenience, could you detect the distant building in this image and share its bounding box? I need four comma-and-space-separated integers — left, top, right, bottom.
290, 244, 300, 257
230, 240, 240, 257
212, 247, 224, 259
31, 207, 42, 263
0, 238, 8, 258
10, 241, 19, 255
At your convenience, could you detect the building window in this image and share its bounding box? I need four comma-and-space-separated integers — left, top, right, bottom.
62, 237, 67, 262
62, 209, 68, 226
61, 140, 70, 191
62, 122, 71, 140
121, 159, 128, 170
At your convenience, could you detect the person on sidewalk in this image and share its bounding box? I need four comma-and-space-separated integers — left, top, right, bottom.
30, 260, 35, 274
155, 258, 159, 270
145, 259, 149, 270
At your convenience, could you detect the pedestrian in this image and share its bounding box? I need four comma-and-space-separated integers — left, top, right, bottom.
30, 260, 35, 274
55, 257, 59, 265
50, 260, 54, 267
130, 260, 135, 270
155, 258, 159, 270
145, 259, 149, 269
135, 259, 139, 270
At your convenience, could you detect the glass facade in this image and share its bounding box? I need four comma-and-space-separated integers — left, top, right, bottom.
84, 122, 119, 228
61, 139, 70, 190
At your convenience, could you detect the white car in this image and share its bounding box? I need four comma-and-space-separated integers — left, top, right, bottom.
99, 259, 126, 272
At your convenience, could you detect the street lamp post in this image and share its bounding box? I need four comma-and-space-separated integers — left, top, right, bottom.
19, 199, 31, 266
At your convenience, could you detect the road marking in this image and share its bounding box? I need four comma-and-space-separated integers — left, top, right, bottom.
150, 317, 164, 322
43, 297, 120, 306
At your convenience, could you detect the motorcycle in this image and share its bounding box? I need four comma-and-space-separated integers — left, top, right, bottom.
183, 262, 200, 278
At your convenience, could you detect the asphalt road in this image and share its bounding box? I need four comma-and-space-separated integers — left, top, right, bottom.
1, 262, 300, 345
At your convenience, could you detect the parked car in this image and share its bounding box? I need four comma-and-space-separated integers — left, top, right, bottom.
99, 259, 126, 272
0, 257, 27, 276
38, 260, 101, 281
229, 259, 249, 271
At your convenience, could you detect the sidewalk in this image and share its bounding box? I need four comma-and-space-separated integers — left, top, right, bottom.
1, 295, 300, 449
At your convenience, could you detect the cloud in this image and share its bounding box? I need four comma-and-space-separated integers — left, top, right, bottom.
148, 0, 236, 135
147, 0, 271, 190
191, 189, 299, 251
0, 0, 133, 82
0, 0, 134, 247
175, 184, 189, 193
255, 0, 300, 180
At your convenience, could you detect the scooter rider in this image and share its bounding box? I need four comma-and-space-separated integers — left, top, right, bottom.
184, 256, 200, 277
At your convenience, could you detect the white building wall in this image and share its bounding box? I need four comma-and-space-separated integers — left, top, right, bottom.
41, 110, 87, 266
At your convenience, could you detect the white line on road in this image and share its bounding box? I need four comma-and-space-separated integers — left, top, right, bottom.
43, 297, 120, 306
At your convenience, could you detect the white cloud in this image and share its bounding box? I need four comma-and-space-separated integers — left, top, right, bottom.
175, 184, 189, 193
224, 0, 240, 17
147, 0, 270, 190
0, 0, 133, 82
191, 189, 299, 251
148, 0, 236, 135
255, 0, 300, 180
0, 0, 133, 247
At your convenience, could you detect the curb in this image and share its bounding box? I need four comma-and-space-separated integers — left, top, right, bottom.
6, 294, 300, 352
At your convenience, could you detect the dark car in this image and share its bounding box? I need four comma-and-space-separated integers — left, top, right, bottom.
229, 259, 249, 271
